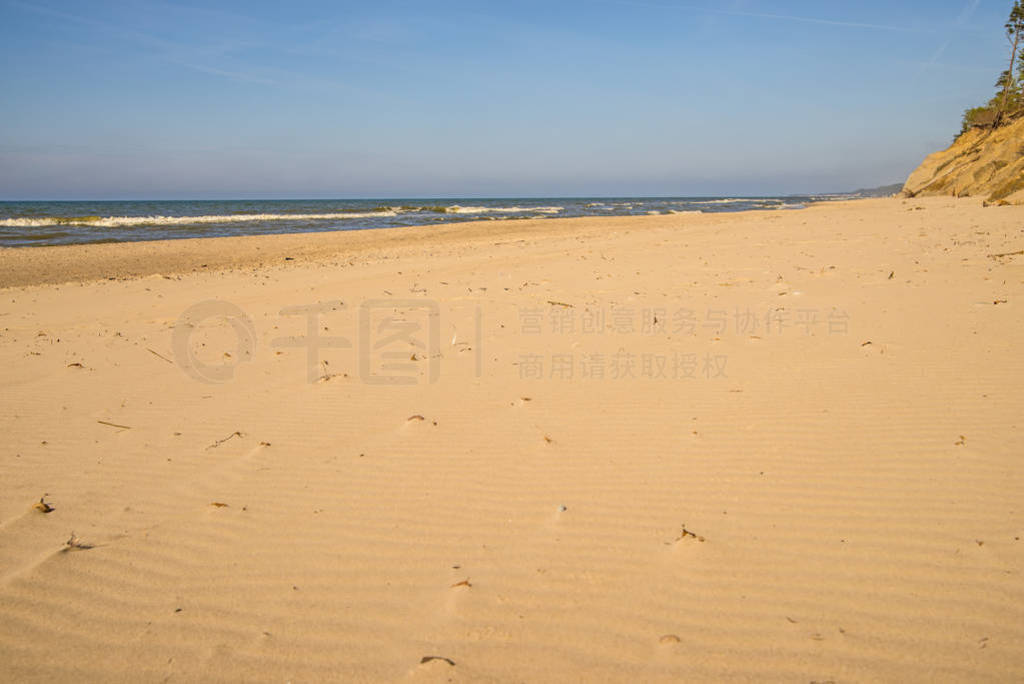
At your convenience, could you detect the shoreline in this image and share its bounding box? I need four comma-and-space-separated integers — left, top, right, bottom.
0, 199, 872, 288
0, 195, 819, 252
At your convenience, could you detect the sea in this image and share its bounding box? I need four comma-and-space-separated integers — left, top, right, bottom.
0, 195, 856, 248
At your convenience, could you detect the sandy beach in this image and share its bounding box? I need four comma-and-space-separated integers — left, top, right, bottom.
1, 197, 1022, 681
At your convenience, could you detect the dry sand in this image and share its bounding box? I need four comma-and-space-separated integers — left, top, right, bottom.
0, 197, 1022, 682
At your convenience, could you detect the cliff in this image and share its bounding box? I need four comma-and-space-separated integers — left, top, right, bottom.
902, 115, 1024, 205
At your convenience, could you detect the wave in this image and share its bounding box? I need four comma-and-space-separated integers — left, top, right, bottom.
0, 211, 402, 229
441, 205, 563, 214
0, 205, 565, 228
688, 198, 766, 205
809, 194, 857, 201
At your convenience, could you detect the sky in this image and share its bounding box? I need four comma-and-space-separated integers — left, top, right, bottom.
0, 0, 1012, 199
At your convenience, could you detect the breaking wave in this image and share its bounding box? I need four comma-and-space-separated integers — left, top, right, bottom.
440, 205, 563, 214
0, 211, 399, 228
0, 204, 565, 229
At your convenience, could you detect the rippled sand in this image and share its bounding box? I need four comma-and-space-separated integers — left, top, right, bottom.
1, 197, 1022, 681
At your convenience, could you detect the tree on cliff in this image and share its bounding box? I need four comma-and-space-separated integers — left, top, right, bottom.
997, 1, 1024, 119
962, 1, 1024, 132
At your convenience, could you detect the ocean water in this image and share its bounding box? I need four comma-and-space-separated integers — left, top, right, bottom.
0, 196, 850, 248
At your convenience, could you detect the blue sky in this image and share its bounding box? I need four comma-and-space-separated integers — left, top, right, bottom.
0, 0, 1009, 199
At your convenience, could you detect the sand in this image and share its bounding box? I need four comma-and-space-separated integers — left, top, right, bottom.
0, 197, 1022, 682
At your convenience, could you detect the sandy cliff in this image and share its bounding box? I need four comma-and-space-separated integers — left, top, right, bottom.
903, 115, 1024, 204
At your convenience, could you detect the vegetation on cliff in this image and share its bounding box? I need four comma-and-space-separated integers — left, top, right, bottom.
903, 2, 1024, 204
961, 1, 1024, 132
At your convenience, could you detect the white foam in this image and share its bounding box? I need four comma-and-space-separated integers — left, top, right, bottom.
443, 205, 563, 215
0, 211, 399, 228
689, 198, 755, 205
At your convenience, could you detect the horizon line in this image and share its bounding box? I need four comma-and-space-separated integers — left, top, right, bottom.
0, 188, 901, 203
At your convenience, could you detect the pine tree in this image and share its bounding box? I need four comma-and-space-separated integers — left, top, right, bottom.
960, 2, 1024, 133
998, 1, 1024, 119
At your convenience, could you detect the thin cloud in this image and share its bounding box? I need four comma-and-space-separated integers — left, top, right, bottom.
927, 0, 981, 67
711, 8, 920, 33
171, 61, 276, 85
929, 39, 953, 66
597, 0, 927, 33
955, 0, 982, 26
7, 0, 277, 84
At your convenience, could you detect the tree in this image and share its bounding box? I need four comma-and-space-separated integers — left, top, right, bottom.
959, 2, 1024, 134
996, 69, 1020, 111
998, 1, 1024, 118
